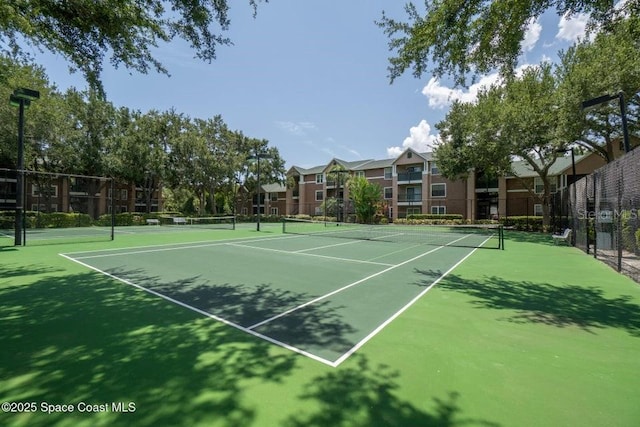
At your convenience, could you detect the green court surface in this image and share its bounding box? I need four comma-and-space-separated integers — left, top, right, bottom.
1, 225, 639, 427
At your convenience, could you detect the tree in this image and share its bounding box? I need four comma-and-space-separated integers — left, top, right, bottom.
377, 0, 639, 86
0, 56, 61, 168
435, 64, 568, 227
0, 0, 267, 93
326, 163, 350, 221
347, 176, 382, 224
111, 109, 185, 213
556, 14, 640, 161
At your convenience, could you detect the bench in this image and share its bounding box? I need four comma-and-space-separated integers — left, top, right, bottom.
552, 228, 572, 245
146, 218, 160, 225
172, 217, 187, 225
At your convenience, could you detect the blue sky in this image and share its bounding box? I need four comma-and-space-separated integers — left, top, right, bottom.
34, 0, 593, 169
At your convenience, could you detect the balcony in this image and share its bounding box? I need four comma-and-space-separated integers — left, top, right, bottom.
397, 194, 422, 206
397, 171, 422, 182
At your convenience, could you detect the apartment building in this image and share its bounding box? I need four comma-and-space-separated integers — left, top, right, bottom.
0, 169, 162, 217
284, 147, 613, 222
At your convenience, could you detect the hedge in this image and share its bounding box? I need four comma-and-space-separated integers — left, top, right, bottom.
406, 214, 464, 221
499, 216, 544, 232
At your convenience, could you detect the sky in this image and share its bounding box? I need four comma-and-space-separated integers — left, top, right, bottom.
32, 0, 594, 169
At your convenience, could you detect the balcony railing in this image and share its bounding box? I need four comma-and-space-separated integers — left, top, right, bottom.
397, 195, 422, 203
397, 171, 422, 182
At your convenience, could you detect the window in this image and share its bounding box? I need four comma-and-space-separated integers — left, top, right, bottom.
121, 189, 128, 200
384, 167, 392, 180
384, 187, 393, 199
407, 151, 413, 158
355, 171, 365, 178
534, 177, 557, 194
316, 174, 324, 184
431, 206, 446, 215
407, 207, 421, 216
242, 207, 248, 215
431, 183, 446, 197
270, 193, 278, 202
270, 207, 278, 215
32, 184, 58, 197
430, 162, 439, 175
315, 190, 324, 201
534, 204, 543, 216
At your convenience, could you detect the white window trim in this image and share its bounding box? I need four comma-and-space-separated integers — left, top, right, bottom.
431, 206, 446, 214
384, 187, 393, 199
32, 184, 58, 197
270, 207, 278, 215
430, 162, 440, 175
430, 183, 446, 198
384, 167, 392, 180
315, 190, 324, 201
534, 203, 543, 216
316, 174, 324, 184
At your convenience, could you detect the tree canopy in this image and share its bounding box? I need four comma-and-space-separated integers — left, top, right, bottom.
0, 55, 284, 215
0, 0, 266, 93
378, 0, 639, 86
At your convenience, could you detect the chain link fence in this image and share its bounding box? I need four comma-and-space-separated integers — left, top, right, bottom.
560, 149, 640, 282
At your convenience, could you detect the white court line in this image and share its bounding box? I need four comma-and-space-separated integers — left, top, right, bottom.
67, 235, 304, 260
332, 236, 491, 367
225, 242, 394, 267
60, 232, 487, 367
293, 239, 363, 253
59, 253, 338, 367
246, 240, 462, 331
61, 234, 302, 256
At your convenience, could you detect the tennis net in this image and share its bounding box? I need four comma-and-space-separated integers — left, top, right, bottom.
282, 218, 504, 249
185, 216, 236, 230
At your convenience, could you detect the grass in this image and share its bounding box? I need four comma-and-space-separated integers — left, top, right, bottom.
1, 228, 639, 426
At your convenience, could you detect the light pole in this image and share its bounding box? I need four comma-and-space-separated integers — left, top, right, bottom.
581, 91, 631, 154
248, 146, 271, 232
9, 88, 40, 246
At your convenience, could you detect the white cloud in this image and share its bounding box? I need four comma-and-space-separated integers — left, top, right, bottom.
386, 120, 439, 157
421, 73, 502, 108
556, 12, 589, 42
275, 121, 317, 136
522, 18, 542, 52
421, 63, 536, 109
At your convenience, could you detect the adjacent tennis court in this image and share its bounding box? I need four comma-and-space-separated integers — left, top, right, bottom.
61, 222, 501, 366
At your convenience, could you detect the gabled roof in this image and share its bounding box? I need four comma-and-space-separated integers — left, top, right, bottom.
287, 164, 325, 176
509, 154, 590, 178
262, 183, 286, 193
322, 158, 375, 173
391, 148, 432, 164
352, 158, 394, 170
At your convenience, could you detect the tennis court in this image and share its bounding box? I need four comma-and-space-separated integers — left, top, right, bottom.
61, 222, 501, 366
0, 215, 237, 246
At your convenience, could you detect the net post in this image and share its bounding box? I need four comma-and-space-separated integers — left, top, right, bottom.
232, 215, 236, 230
282, 217, 286, 234
110, 178, 115, 240
500, 225, 504, 250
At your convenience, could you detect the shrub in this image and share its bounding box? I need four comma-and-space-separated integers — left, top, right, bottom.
500, 216, 543, 232
406, 214, 463, 221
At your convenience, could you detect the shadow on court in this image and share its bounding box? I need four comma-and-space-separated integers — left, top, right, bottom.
416, 270, 640, 337
0, 269, 500, 426
282, 355, 500, 427
0, 262, 65, 279
101, 266, 359, 353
